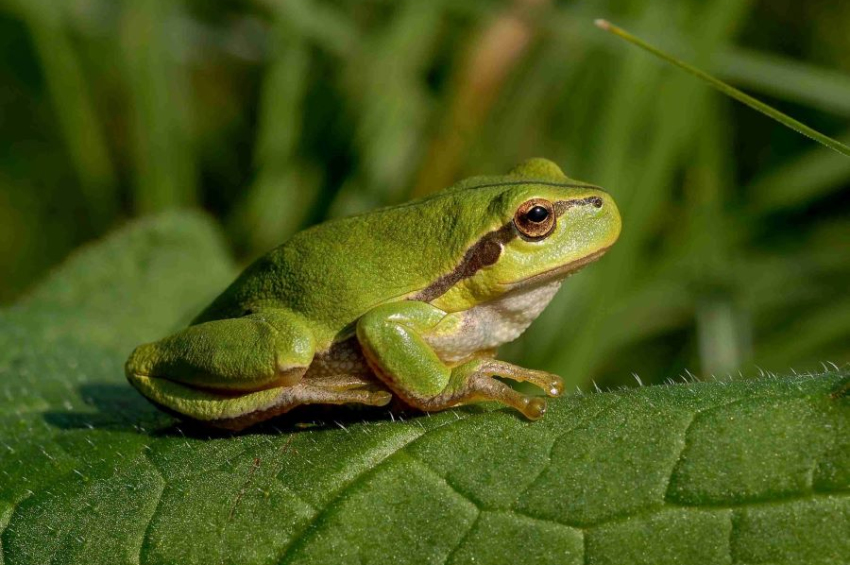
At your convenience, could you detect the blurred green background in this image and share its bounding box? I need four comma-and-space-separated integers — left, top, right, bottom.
1, 0, 848, 390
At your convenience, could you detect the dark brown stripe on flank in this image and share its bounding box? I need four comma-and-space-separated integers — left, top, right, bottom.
413, 196, 603, 303
414, 223, 516, 303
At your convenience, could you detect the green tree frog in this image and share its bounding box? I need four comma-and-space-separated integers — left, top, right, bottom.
126, 159, 621, 430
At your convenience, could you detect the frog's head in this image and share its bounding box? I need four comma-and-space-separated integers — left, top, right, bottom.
427, 158, 621, 311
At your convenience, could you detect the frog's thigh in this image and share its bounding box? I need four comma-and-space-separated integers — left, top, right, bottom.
356, 301, 453, 400
356, 302, 561, 419
126, 310, 315, 393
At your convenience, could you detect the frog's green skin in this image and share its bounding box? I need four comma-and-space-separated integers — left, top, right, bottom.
126, 159, 621, 430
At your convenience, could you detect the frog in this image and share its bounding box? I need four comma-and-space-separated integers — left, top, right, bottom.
126, 158, 621, 430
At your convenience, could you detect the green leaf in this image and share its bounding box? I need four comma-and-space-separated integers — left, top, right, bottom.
1, 213, 848, 565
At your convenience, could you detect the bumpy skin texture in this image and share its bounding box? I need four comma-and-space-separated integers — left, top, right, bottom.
126, 159, 622, 429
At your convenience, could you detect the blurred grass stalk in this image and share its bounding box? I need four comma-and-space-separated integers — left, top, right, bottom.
413, 0, 552, 198
748, 130, 850, 212
9, 0, 117, 229
120, 0, 197, 213
690, 95, 751, 377
717, 46, 850, 117
228, 20, 320, 253
328, 1, 442, 216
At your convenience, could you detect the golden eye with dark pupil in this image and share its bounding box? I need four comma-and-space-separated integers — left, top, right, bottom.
514, 199, 556, 239
526, 206, 549, 223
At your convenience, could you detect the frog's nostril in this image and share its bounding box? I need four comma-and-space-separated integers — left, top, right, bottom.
589, 196, 603, 208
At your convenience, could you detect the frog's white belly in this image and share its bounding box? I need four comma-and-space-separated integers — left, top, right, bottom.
426, 280, 562, 363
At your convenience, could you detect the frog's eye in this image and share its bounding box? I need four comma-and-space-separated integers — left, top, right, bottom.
514, 199, 556, 240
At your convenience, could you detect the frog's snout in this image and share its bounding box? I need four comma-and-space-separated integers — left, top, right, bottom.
591, 190, 622, 243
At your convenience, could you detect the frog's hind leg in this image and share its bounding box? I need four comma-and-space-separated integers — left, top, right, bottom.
126, 310, 317, 428
130, 377, 392, 431
209, 378, 392, 431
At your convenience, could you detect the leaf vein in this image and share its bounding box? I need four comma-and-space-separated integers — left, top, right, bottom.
136, 449, 168, 565
441, 512, 480, 565
274, 412, 476, 565
513, 398, 625, 509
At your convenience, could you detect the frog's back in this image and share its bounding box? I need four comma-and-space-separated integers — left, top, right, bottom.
193, 179, 507, 336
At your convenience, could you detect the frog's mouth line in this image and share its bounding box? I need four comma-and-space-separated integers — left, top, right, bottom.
510, 245, 613, 287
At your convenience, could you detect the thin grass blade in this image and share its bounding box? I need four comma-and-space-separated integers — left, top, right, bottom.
595, 19, 850, 158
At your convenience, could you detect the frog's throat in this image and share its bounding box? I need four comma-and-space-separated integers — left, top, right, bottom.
413, 196, 603, 303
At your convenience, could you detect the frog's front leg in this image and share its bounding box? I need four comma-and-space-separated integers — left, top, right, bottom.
356, 302, 563, 419
126, 310, 389, 430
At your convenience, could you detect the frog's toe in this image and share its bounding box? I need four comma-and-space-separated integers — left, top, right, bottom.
520, 396, 547, 420
445, 374, 549, 420
547, 375, 564, 397
478, 360, 564, 398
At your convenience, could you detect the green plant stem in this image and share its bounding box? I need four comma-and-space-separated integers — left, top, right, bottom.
594, 19, 850, 158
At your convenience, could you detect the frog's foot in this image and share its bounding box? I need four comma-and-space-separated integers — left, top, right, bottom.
369, 360, 561, 420
413, 364, 558, 420
402, 374, 542, 419
475, 361, 563, 418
